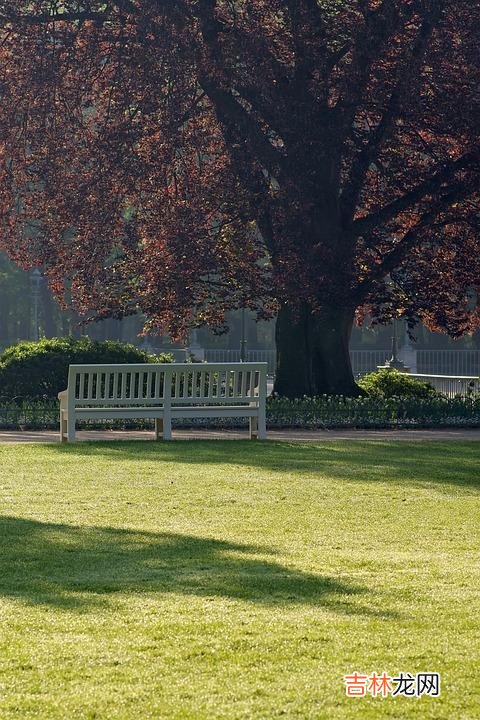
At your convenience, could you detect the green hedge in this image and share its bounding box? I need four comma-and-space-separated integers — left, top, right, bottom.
265, 395, 480, 428
1, 395, 480, 431
0, 337, 172, 402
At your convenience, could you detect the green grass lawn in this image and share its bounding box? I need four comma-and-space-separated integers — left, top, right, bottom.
0, 440, 479, 719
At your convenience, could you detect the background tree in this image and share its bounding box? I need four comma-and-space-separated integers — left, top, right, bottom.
0, 0, 478, 397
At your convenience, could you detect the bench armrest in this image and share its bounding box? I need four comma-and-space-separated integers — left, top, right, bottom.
58, 389, 68, 403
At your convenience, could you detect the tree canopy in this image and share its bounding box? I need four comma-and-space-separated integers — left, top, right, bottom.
0, 1, 478, 395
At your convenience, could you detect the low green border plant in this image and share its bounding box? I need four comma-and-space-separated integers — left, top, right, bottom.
1, 395, 480, 431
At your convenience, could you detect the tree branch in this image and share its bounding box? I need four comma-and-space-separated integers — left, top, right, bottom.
199, 76, 287, 185
352, 151, 480, 236
341, 3, 443, 222
354, 179, 479, 300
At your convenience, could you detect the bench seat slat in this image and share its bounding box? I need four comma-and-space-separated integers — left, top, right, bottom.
70, 405, 260, 419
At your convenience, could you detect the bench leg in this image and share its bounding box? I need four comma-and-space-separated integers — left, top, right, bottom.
67, 413, 76, 443
154, 418, 163, 440
163, 410, 172, 441
251, 405, 267, 440
257, 411, 267, 440
60, 412, 67, 443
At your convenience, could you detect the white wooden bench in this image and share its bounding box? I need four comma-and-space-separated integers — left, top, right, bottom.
58, 362, 267, 442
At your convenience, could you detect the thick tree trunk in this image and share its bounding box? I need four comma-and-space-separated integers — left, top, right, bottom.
273, 304, 361, 398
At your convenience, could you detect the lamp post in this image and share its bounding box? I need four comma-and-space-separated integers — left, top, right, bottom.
381, 318, 409, 371
30, 268, 42, 341
240, 308, 247, 362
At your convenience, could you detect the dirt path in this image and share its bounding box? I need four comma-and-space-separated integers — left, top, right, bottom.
1, 428, 480, 443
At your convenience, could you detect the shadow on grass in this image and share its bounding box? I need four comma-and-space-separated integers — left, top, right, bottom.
0, 515, 393, 616
49, 440, 480, 491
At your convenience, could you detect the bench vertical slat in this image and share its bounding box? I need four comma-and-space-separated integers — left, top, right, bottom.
118, 372, 124, 401
112, 372, 119, 400
248, 370, 255, 398
199, 369, 206, 401
163, 366, 172, 440
86, 372, 93, 401
79, 372, 85, 401
161, 369, 166, 400
240, 370, 247, 399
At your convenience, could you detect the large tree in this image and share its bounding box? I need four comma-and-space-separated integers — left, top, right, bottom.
0, 1, 478, 396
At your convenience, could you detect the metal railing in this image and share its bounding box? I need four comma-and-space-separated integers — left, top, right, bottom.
350, 349, 480, 377
349, 350, 391, 375
204, 349, 276, 374
202, 348, 480, 380
408, 373, 480, 398
416, 350, 480, 376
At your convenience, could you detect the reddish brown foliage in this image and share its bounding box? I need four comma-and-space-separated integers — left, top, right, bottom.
0, 1, 478, 344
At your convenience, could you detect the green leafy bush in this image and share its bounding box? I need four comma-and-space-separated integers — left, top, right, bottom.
358, 368, 438, 399
0, 337, 172, 402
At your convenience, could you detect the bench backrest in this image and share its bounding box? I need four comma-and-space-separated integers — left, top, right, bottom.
67, 363, 267, 406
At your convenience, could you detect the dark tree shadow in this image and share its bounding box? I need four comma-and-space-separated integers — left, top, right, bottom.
49, 440, 480, 491
0, 516, 394, 616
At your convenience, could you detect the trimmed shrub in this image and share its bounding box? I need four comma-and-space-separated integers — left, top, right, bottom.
0, 337, 172, 402
265, 395, 480, 429
358, 368, 438, 399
